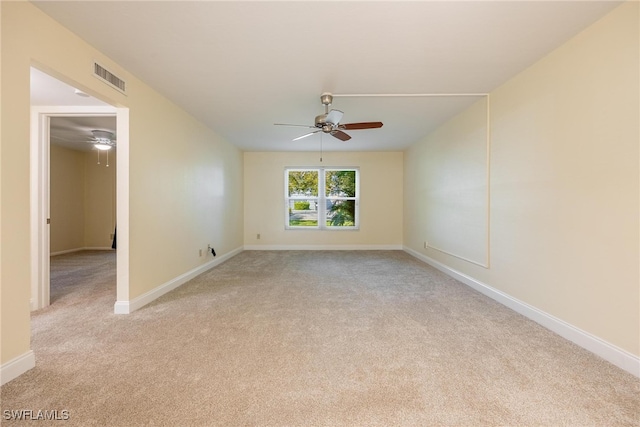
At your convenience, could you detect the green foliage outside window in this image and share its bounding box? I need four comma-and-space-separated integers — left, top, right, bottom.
326, 170, 356, 226
288, 171, 318, 196
293, 201, 310, 210
326, 170, 356, 197
328, 200, 355, 226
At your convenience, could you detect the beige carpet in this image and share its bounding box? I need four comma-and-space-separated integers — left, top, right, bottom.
1, 250, 638, 426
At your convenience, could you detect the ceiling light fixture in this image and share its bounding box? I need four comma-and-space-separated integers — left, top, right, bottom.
89, 130, 116, 147
74, 88, 90, 97
89, 130, 116, 167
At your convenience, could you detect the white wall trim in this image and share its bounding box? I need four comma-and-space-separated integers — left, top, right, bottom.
30, 104, 122, 311
50, 248, 82, 257
50, 247, 114, 257
243, 244, 403, 251
113, 246, 243, 314
1, 351, 35, 386
115, 107, 130, 304
404, 246, 640, 378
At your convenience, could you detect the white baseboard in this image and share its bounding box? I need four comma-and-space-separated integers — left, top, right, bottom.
243, 244, 403, 250
404, 246, 640, 379
51, 248, 82, 256
113, 246, 243, 314
51, 247, 114, 256
1, 351, 35, 386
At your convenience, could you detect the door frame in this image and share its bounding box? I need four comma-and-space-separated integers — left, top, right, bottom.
30, 105, 129, 311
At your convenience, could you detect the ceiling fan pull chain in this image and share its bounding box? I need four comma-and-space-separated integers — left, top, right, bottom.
106, 150, 110, 167
97, 150, 101, 165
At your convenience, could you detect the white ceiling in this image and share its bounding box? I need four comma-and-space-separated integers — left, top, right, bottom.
31, 1, 621, 152
49, 116, 117, 152
31, 68, 117, 152
30, 67, 112, 108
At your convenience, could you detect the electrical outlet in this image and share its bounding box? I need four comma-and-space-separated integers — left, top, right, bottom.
424, 241, 428, 249
199, 249, 203, 257
257, 233, 261, 240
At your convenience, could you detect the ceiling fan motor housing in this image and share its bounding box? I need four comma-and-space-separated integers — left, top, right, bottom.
315, 114, 328, 128
315, 115, 338, 134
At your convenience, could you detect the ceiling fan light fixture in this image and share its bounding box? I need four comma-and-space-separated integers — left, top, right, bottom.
91, 130, 115, 140
89, 129, 116, 149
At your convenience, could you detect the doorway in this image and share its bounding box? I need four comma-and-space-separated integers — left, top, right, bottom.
49, 115, 116, 304
49, 115, 117, 254
30, 67, 129, 311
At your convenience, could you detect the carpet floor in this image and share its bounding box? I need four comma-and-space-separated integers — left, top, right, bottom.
1, 250, 638, 426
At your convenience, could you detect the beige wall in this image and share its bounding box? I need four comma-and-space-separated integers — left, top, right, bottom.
83, 148, 117, 249
404, 3, 639, 356
1, 2, 243, 367
407, 98, 489, 266
50, 145, 86, 253
127, 99, 244, 296
244, 151, 403, 248
50, 145, 117, 253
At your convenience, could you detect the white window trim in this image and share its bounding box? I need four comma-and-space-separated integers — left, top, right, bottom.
285, 167, 359, 230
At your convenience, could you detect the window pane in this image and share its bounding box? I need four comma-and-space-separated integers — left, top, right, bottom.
288, 170, 318, 197
326, 199, 355, 227
325, 170, 356, 197
289, 198, 318, 227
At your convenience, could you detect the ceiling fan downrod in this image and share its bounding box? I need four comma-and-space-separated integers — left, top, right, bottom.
320, 92, 333, 112
315, 93, 334, 130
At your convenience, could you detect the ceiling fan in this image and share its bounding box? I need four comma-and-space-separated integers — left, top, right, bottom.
275, 93, 383, 142
87, 130, 116, 150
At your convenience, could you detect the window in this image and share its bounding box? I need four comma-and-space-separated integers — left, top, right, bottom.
285, 168, 359, 230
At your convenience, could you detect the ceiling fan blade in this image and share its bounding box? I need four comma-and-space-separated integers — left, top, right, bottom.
292, 130, 320, 141
275, 123, 316, 128
331, 130, 351, 141
325, 109, 344, 125
339, 122, 383, 130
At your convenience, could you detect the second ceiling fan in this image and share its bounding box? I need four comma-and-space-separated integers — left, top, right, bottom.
275, 93, 383, 142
